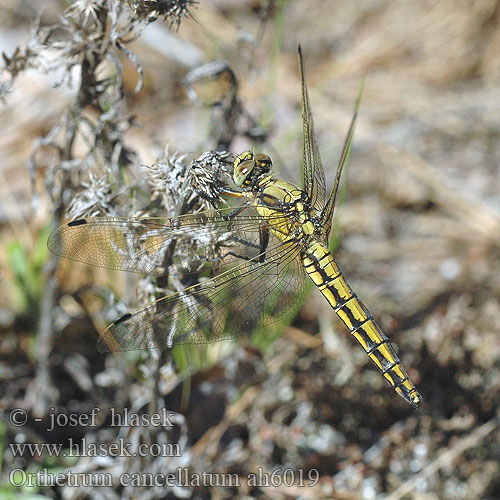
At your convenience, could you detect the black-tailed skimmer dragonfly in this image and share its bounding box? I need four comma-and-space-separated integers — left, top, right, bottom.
48, 48, 422, 408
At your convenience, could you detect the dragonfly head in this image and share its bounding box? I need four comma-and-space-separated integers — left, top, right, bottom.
233, 151, 272, 187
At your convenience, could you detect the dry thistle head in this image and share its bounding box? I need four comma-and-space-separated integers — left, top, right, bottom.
187, 150, 235, 206
67, 171, 120, 219
144, 147, 235, 217
126, 0, 197, 28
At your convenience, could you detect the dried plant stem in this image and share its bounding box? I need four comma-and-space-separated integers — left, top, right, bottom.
23, 255, 60, 415
24, 7, 110, 414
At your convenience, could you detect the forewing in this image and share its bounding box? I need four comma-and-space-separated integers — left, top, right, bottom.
299, 46, 327, 212
47, 208, 285, 277
97, 233, 308, 352
321, 76, 365, 239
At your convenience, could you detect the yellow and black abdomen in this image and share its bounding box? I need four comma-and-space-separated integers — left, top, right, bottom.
301, 239, 422, 408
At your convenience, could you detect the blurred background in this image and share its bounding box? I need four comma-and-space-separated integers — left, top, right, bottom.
0, 1, 499, 499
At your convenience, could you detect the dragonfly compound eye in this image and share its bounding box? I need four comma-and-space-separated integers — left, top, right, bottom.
254, 153, 272, 166
233, 159, 255, 186
234, 150, 254, 168
254, 153, 273, 175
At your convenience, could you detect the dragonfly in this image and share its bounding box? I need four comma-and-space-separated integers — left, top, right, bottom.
48, 48, 423, 408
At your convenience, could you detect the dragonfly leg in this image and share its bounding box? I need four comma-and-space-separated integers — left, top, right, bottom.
218, 187, 245, 198
221, 203, 249, 219
258, 224, 270, 263
213, 222, 270, 264
222, 202, 270, 260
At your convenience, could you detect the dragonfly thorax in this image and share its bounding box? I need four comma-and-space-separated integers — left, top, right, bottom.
233, 151, 272, 188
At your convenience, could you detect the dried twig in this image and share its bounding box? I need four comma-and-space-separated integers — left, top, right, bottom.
386, 413, 500, 500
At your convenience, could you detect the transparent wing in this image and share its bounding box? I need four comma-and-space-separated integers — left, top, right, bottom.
299, 46, 327, 212
321, 76, 365, 239
47, 208, 290, 278
97, 233, 308, 352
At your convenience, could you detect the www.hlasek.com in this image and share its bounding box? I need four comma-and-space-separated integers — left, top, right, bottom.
8, 407, 179, 458
9, 438, 181, 458
10, 467, 320, 488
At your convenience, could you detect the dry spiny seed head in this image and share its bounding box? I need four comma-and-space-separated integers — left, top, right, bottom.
67, 171, 118, 219
127, 0, 197, 27
188, 150, 235, 206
